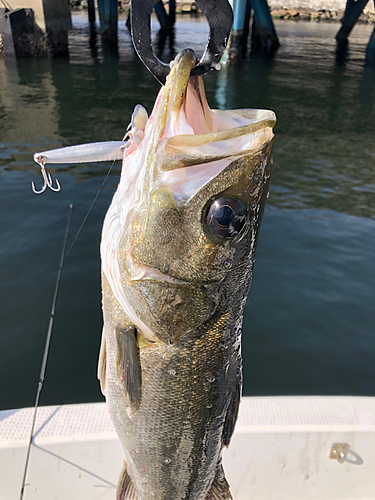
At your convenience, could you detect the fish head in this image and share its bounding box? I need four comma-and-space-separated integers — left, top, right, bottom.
102, 49, 276, 345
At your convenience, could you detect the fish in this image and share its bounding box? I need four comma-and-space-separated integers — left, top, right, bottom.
98, 48, 276, 500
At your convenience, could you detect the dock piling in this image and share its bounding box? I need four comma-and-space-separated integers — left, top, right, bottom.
226, 0, 251, 61
97, 0, 118, 52
154, 0, 177, 32
0, 8, 41, 57
232, 0, 248, 31
226, 0, 279, 61
154, 0, 171, 31
336, 0, 369, 44
169, 0, 176, 26
250, 0, 280, 54
88, 0, 96, 25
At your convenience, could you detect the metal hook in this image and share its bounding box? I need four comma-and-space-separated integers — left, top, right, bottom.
32, 157, 61, 195
130, 0, 233, 85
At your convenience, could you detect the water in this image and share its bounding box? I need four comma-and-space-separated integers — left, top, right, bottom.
1, 15, 375, 410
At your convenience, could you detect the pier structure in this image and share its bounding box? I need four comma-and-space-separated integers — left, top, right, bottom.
97, 0, 177, 53
0, 0, 71, 57
154, 0, 176, 32
335, 0, 375, 66
2, 0, 375, 66
88, 0, 95, 24
97, 0, 118, 51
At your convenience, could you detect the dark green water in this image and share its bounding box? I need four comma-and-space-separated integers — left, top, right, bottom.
1, 15, 375, 410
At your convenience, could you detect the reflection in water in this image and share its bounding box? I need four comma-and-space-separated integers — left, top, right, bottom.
0, 16, 375, 410
0, 58, 60, 147
89, 23, 99, 61
359, 67, 375, 112
335, 40, 349, 68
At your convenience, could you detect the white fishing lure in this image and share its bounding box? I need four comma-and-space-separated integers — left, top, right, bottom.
32, 105, 149, 194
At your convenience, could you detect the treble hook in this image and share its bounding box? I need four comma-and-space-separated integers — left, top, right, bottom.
32, 156, 61, 195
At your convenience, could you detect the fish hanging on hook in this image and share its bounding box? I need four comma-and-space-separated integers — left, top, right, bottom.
32, 47, 276, 500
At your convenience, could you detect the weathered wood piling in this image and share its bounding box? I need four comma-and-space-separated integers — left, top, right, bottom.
226, 0, 251, 59
335, 0, 375, 66
336, 0, 369, 43
154, 0, 176, 32
88, 0, 96, 25
97, 0, 118, 51
250, 0, 280, 54
0, 0, 71, 57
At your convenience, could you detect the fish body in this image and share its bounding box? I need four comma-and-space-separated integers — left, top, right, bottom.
99, 49, 276, 500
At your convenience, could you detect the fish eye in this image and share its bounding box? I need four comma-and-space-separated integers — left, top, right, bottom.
205, 197, 248, 238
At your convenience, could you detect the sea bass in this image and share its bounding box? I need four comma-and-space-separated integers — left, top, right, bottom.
98, 49, 276, 500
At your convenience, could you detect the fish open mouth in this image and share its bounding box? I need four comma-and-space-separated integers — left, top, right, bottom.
140, 51, 276, 205
119, 49, 276, 206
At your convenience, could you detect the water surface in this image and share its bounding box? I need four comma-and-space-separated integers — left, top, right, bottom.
1, 15, 375, 410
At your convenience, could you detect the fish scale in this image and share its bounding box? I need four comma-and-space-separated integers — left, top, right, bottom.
99, 49, 276, 500
103, 276, 239, 500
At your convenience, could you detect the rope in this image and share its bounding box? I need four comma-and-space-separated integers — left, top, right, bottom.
19, 203, 73, 500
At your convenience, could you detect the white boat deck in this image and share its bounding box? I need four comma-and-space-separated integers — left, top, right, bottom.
1, 396, 375, 499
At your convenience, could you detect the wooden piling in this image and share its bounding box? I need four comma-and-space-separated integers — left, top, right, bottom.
226, 0, 279, 61
88, 0, 96, 25
336, 0, 369, 44
97, 0, 118, 51
169, 0, 176, 26
226, 0, 251, 62
250, 0, 279, 54
154, 0, 176, 32
154, 0, 171, 31
232, 0, 248, 31
0, 1, 71, 57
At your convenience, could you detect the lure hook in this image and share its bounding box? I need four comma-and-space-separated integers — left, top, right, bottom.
32, 156, 61, 195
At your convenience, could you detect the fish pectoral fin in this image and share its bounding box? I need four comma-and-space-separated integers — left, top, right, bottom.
116, 324, 142, 412
205, 465, 233, 500
117, 462, 139, 500
222, 381, 241, 447
97, 329, 107, 396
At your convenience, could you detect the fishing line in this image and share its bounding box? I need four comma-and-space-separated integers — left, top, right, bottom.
0, 0, 12, 10
19, 203, 73, 500
65, 158, 116, 260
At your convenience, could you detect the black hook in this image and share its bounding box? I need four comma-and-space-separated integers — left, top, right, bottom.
130, 0, 233, 85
